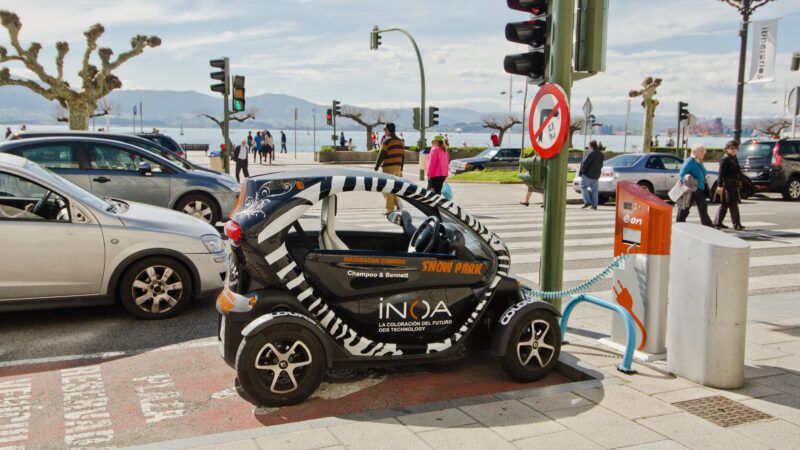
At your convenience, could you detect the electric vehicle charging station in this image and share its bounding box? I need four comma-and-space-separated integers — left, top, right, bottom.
601, 181, 672, 360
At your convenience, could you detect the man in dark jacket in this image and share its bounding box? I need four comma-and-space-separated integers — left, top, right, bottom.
714, 140, 745, 230
579, 140, 604, 209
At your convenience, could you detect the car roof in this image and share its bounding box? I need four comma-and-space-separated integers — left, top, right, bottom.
0, 152, 28, 168
250, 168, 407, 183
15, 131, 169, 146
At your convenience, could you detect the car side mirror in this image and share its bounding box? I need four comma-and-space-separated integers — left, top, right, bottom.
138, 162, 153, 177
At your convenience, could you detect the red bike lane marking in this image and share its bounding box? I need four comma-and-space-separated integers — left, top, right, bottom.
1, 344, 569, 448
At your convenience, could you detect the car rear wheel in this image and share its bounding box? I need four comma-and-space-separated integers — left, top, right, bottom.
176, 193, 220, 225
782, 176, 800, 201
500, 309, 561, 382
637, 180, 654, 194
120, 257, 192, 319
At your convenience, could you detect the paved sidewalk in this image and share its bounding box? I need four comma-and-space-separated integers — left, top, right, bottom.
129, 292, 800, 450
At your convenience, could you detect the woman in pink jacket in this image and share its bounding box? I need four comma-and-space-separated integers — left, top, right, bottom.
426, 135, 449, 194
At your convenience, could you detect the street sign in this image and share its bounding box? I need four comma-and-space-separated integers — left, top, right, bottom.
529, 83, 571, 159
583, 97, 593, 117
788, 86, 800, 116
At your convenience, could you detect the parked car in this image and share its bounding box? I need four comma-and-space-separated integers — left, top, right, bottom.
137, 133, 185, 157
0, 153, 226, 318
738, 139, 800, 200
217, 168, 562, 406
13, 131, 215, 173
571, 153, 719, 203
449, 147, 521, 174
0, 137, 239, 225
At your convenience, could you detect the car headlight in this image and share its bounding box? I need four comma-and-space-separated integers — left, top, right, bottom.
463, 163, 471, 169
202, 234, 226, 253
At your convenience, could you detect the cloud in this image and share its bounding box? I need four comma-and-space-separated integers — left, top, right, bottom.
163, 24, 297, 51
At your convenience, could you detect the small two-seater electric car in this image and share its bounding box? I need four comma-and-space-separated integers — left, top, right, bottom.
216, 169, 561, 406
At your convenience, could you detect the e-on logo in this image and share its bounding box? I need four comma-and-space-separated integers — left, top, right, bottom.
623, 215, 643, 226
379, 298, 452, 321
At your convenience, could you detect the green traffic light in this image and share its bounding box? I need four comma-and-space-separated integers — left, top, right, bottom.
232, 99, 244, 112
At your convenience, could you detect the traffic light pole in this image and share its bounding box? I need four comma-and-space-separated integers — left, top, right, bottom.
539, 0, 575, 310
375, 27, 426, 180
223, 77, 231, 174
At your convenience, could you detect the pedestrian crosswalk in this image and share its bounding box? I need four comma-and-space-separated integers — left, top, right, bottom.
323, 203, 800, 296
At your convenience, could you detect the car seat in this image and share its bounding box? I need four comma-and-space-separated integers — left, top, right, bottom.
319, 195, 349, 251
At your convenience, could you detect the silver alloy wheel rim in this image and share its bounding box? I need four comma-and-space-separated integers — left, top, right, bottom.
790, 180, 800, 199
254, 340, 313, 394
182, 200, 214, 223
516, 319, 556, 368
131, 265, 183, 314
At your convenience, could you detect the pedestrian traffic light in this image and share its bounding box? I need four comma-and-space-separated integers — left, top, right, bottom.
428, 106, 439, 127
413, 107, 421, 131
209, 58, 229, 95
791, 51, 800, 72
678, 102, 689, 122
370, 26, 382, 50
326, 109, 333, 126
232, 75, 245, 112
504, 0, 550, 84
575, 0, 608, 74
332, 100, 342, 117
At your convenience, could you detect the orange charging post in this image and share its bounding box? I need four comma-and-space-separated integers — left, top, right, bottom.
604, 181, 673, 359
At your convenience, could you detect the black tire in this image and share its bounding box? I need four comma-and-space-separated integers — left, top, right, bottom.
597, 195, 609, 205
500, 309, 561, 382
175, 193, 220, 225
235, 324, 325, 406
119, 257, 192, 319
782, 176, 800, 201
637, 180, 654, 194
474, 165, 484, 172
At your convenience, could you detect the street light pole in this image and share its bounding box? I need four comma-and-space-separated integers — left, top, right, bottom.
371, 26, 427, 180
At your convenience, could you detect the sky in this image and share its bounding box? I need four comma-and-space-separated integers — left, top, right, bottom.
2, 0, 800, 121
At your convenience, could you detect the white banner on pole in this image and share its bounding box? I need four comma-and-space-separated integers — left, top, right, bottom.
748, 19, 778, 84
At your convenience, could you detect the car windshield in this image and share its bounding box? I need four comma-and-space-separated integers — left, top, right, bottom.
740, 142, 774, 159
24, 160, 113, 212
604, 154, 642, 167
478, 149, 499, 159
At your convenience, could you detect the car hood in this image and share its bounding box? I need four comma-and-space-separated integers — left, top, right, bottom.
454, 156, 489, 164
117, 201, 218, 237
187, 168, 239, 187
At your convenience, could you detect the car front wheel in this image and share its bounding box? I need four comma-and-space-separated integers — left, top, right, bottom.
119, 257, 192, 319
500, 309, 561, 382
176, 193, 220, 225
783, 176, 800, 201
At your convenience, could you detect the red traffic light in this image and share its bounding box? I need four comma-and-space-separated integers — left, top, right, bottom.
507, 0, 548, 14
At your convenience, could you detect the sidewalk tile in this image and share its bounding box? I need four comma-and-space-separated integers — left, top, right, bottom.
327, 418, 428, 449
519, 392, 592, 412
746, 373, 800, 397
653, 387, 716, 404
705, 380, 782, 401
744, 363, 788, 380
730, 419, 800, 450
599, 365, 694, 395
766, 339, 800, 356
561, 343, 623, 368
637, 412, 768, 450
745, 342, 790, 361
574, 385, 680, 420
460, 399, 565, 441
746, 328, 797, 346
254, 429, 340, 450
616, 440, 690, 449
545, 405, 664, 448
753, 355, 800, 372
417, 424, 514, 450
193, 439, 260, 450
742, 394, 800, 426
512, 430, 603, 449
397, 408, 476, 433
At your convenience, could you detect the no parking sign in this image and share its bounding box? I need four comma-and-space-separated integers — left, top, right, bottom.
529, 83, 571, 159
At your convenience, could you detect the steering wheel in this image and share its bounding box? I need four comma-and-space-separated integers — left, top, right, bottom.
408, 216, 442, 253
32, 191, 52, 217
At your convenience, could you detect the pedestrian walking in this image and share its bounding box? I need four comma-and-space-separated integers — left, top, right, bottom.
4, 127, 12, 140
281, 131, 287, 153
339, 132, 345, 147
490, 132, 500, 147
713, 140, 746, 231
444, 134, 450, 148
234, 139, 250, 182
374, 123, 404, 213
519, 156, 545, 208
254, 131, 264, 164
347, 138, 353, 151
426, 135, 449, 195
676, 143, 713, 226
247, 131, 254, 148
579, 140, 604, 209
264, 131, 274, 164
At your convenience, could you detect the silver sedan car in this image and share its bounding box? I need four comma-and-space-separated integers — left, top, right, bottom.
0, 136, 239, 225
0, 153, 227, 319
572, 153, 718, 203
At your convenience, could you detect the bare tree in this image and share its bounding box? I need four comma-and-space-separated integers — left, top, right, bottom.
0, 10, 160, 130
197, 108, 259, 140
55, 97, 117, 124
569, 117, 583, 149
338, 106, 399, 150
482, 115, 521, 146
750, 118, 789, 138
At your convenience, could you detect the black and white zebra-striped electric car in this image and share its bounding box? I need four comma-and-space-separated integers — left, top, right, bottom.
216, 168, 561, 406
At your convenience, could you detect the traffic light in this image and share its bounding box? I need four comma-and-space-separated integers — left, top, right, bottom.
791, 51, 800, 72
428, 106, 439, 127
232, 75, 245, 112
575, 0, 608, 74
504, 0, 550, 84
326, 109, 333, 126
332, 100, 342, 117
209, 58, 229, 95
678, 102, 690, 122
413, 107, 421, 131
370, 25, 382, 50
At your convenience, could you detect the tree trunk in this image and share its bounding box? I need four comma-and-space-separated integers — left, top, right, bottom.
497, 128, 507, 146
366, 126, 373, 150
67, 100, 93, 130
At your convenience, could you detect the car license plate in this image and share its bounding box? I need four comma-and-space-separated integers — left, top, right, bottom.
744, 171, 760, 178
